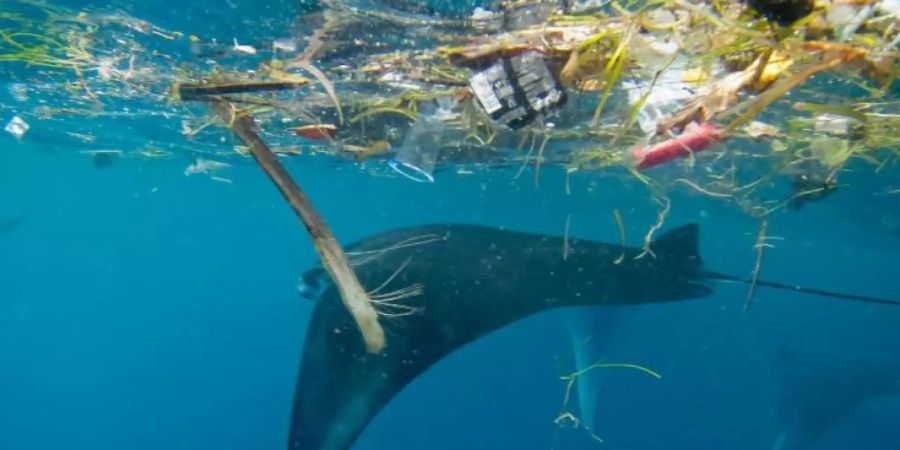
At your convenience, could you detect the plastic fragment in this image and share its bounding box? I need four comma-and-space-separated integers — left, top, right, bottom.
624, 61, 696, 134
755, 52, 794, 90
813, 114, 863, 139
292, 124, 337, 141
184, 158, 231, 176
877, 0, 900, 17
233, 38, 257, 55
746, 0, 814, 24
632, 122, 725, 169
744, 121, 780, 138
470, 7, 496, 21
828, 3, 873, 41
5, 116, 29, 140
273, 38, 297, 53
389, 112, 446, 182
468, 51, 566, 129
7, 83, 28, 102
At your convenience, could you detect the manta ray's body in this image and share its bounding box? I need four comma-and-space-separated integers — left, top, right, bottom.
290, 223, 710, 450
288, 223, 899, 450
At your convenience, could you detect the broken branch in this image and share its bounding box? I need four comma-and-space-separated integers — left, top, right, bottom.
209, 99, 385, 353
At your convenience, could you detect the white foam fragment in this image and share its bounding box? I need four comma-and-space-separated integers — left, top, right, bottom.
877, 0, 900, 16
828, 3, 873, 41
5, 116, 29, 140
624, 64, 695, 134
471, 7, 496, 20
184, 158, 231, 176
273, 38, 297, 52
232, 38, 257, 55
7, 83, 28, 102
814, 114, 860, 137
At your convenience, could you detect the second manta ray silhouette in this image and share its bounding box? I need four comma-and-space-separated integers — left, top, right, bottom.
290, 223, 899, 450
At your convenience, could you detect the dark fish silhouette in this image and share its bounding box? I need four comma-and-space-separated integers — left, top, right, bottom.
0, 210, 27, 235
289, 223, 899, 450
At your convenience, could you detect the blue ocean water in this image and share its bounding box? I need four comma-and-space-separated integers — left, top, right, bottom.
2, 1, 900, 450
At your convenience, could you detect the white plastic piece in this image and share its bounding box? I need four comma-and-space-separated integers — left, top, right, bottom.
232, 38, 257, 55
471, 7, 496, 20
569, 0, 610, 13
7, 83, 28, 102
184, 158, 231, 176
814, 114, 858, 137
389, 113, 446, 183
5, 115, 29, 140
97, 58, 115, 80
623, 64, 694, 134
877, 0, 900, 17
273, 38, 297, 53
828, 3, 873, 41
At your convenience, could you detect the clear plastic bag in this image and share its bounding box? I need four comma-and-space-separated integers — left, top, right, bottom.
388, 113, 446, 182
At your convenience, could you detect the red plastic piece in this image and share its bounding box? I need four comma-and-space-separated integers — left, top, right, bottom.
632, 122, 726, 170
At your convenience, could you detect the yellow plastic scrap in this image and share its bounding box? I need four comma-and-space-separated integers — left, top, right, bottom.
267, 68, 310, 84
754, 51, 794, 91
681, 66, 711, 85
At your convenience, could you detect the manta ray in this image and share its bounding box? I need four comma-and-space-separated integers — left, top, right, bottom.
289, 223, 899, 450
772, 347, 900, 450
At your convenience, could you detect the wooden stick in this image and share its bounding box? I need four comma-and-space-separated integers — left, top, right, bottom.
174, 80, 308, 101
210, 100, 386, 353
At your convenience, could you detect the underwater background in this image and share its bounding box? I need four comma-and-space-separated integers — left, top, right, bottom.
2, 1, 900, 450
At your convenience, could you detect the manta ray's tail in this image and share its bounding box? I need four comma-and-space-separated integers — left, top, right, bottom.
700, 270, 900, 307
650, 224, 898, 307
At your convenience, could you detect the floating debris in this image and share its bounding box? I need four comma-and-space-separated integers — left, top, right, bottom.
0, 0, 896, 223
184, 158, 231, 178
291, 124, 337, 141
80, 149, 122, 169
4, 116, 29, 140
632, 123, 725, 170
7, 83, 28, 102
389, 112, 446, 182
232, 38, 257, 55
468, 51, 567, 130
273, 38, 298, 53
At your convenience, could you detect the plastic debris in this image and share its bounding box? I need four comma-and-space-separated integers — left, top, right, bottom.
389, 112, 447, 182
7, 83, 28, 102
828, 2, 874, 41
744, 121, 781, 138
468, 51, 566, 129
232, 38, 257, 55
470, 7, 496, 21
624, 68, 695, 135
500, 2, 557, 30
877, 0, 900, 17
814, 114, 864, 138
746, 0, 814, 24
273, 38, 297, 53
4, 116, 29, 140
184, 158, 231, 177
632, 122, 725, 169
0, 0, 896, 221
292, 124, 337, 141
